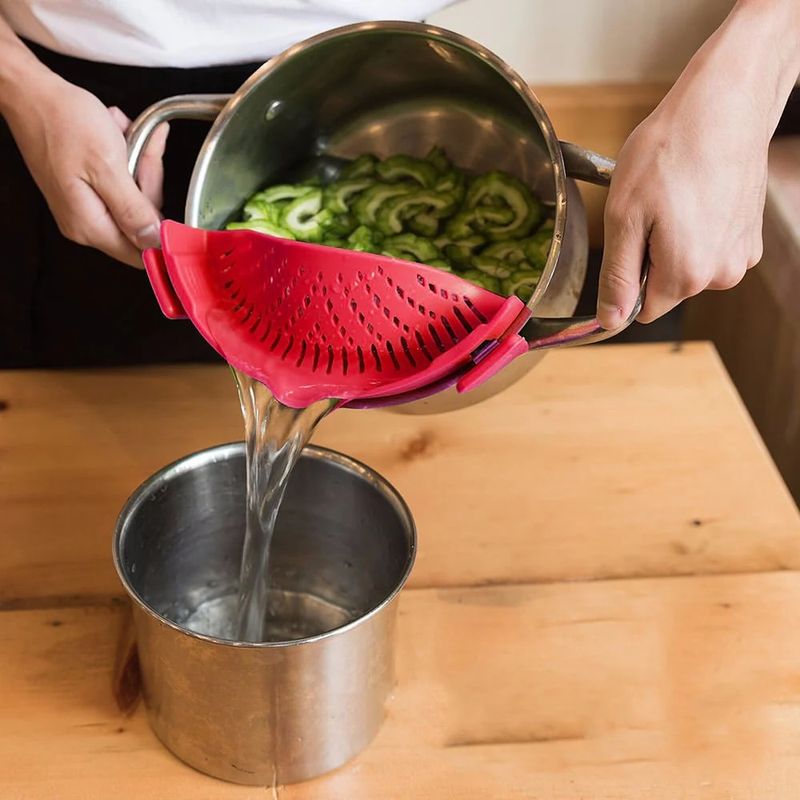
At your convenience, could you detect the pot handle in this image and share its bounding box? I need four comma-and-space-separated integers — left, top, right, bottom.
126, 94, 231, 176
520, 140, 650, 350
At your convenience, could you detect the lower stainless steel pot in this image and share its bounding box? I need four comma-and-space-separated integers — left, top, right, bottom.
113, 442, 416, 786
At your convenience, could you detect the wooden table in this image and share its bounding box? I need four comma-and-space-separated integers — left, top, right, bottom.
3, 342, 800, 798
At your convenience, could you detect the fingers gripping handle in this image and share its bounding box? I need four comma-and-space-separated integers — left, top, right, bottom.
127, 95, 229, 321
520, 141, 650, 351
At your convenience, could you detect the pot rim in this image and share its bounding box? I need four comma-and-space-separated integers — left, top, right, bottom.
184, 19, 568, 310
112, 441, 417, 649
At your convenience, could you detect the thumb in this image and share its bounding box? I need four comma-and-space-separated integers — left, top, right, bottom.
94, 166, 161, 250
597, 206, 647, 330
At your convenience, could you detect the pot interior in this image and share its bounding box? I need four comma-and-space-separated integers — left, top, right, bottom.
186, 24, 564, 307
115, 444, 415, 642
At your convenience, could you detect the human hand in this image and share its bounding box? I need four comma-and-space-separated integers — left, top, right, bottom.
596, 0, 800, 329
3, 69, 168, 267
596, 82, 767, 328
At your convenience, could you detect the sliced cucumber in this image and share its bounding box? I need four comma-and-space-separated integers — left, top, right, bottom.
443, 235, 486, 267
444, 209, 480, 240
251, 184, 313, 204
500, 269, 543, 302
376, 155, 438, 188
475, 206, 514, 226
425, 145, 451, 174
459, 269, 501, 294
482, 241, 527, 264
320, 211, 357, 237
376, 189, 459, 235
466, 171, 543, 240
472, 255, 514, 279
435, 170, 467, 205
381, 233, 442, 263
408, 212, 439, 238
230, 148, 549, 303
339, 153, 378, 179
522, 228, 553, 270
324, 178, 373, 214
243, 198, 286, 225
226, 219, 296, 239
282, 189, 326, 242
353, 181, 416, 226
347, 225, 384, 253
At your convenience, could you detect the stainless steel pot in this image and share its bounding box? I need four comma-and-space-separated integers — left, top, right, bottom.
127, 21, 644, 414
113, 443, 415, 786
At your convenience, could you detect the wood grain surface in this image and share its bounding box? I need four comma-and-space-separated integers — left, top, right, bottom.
3, 343, 799, 608
3, 572, 800, 798
3, 337, 800, 796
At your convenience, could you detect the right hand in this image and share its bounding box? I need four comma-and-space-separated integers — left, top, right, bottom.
4, 70, 168, 267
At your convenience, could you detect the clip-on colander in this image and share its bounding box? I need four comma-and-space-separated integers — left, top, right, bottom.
143, 221, 533, 408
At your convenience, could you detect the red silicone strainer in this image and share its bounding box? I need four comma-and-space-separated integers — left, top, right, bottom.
143, 221, 532, 408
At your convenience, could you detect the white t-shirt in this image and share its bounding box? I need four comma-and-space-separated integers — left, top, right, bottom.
0, 1, 455, 68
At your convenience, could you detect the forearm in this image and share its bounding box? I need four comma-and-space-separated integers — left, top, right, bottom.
668, 0, 800, 137
597, 0, 799, 327
0, 14, 56, 119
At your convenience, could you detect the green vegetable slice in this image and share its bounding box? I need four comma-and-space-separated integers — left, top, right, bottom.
459, 269, 501, 294
472, 255, 514, 279
230, 148, 551, 303
339, 153, 378, 179
319, 211, 357, 237
347, 225, 384, 253
376, 155, 438, 188
466, 171, 542, 240
522, 227, 553, 270
538, 217, 555, 232
475, 206, 514, 226
435, 170, 467, 205
376, 190, 459, 235
425, 145, 451, 174
444, 207, 514, 239
282, 189, 327, 242
226, 219, 296, 240
443, 235, 486, 267
381, 233, 441, 263
323, 178, 374, 214
251, 184, 313, 205
444, 209, 481, 240
243, 198, 286, 225
482, 241, 528, 264
500, 269, 542, 303
408, 212, 439, 238
434, 234, 451, 251
353, 181, 416, 226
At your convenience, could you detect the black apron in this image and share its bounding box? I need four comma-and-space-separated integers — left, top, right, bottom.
0, 42, 262, 368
